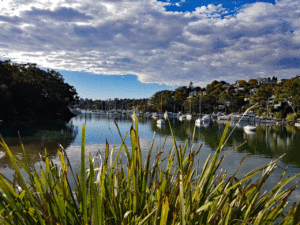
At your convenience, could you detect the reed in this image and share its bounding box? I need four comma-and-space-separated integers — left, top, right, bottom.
0, 115, 300, 224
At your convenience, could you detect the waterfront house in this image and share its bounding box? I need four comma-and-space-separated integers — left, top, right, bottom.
250, 88, 258, 94
277, 79, 288, 85
222, 83, 230, 89
225, 101, 236, 107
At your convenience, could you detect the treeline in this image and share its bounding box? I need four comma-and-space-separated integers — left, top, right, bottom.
79, 77, 300, 119
0, 60, 78, 120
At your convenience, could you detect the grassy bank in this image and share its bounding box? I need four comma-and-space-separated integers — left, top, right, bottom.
0, 115, 300, 224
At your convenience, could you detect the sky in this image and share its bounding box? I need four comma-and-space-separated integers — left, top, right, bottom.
0, 0, 299, 100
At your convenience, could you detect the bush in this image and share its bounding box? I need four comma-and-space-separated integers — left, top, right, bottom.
273, 111, 283, 119
287, 113, 298, 121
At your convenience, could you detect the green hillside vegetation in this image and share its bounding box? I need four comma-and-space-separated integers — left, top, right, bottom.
0, 60, 78, 120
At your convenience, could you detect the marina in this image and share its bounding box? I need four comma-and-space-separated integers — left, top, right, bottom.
1, 112, 300, 189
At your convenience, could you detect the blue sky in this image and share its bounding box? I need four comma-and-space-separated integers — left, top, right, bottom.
0, 0, 299, 100
60, 71, 178, 100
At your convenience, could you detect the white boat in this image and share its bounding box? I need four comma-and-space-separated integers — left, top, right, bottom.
295, 123, 300, 127
157, 119, 165, 124
203, 121, 210, 128
152, 113, 159, 119
201, 115, 210, 122
0, 151, 5, 159
186, 114, 192, 120
232, 114, 249, 121
178, 113, 187, 120
244, 130, 256, 135
218, 115, 230, 120
260, 119, 274, 124
164, 111, 170, 119
195, 118, 201, 124
243, 125, 256, 131
157, 123, 164, 128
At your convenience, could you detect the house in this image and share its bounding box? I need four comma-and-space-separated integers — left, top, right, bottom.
222, 83, 230, 89
277, 79, 288, 85
234, 80, 247, 87
260, 77, 277, 85
225, 101, 236, 107
189, 91, 197, 97
218, 105, 225, 109
147, 100, 154, 107
250, 88, 258, 94
235, 87, 244, 92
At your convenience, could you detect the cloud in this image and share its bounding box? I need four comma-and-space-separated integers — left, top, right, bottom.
0, 0, 299, 87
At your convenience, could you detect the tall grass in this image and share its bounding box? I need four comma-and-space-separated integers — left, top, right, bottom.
0, 115, 300, 224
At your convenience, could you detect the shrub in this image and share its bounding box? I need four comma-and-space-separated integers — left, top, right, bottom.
287, 113, 298, 121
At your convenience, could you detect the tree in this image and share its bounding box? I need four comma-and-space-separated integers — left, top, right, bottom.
0, 60, 79, 120
274, 76, 300, 114
248, 79, 258, 86
250, 85, 274, 108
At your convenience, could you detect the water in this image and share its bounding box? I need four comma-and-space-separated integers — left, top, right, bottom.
1, 113, 300, 203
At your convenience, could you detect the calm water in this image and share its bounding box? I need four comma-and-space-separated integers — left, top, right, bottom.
1, 113, 300, 202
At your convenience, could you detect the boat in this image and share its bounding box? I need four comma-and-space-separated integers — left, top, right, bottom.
201, 115, 210, 122
244, 130, 256, 135
243, 125, 256, 131
260, 119, 274, 124
295, 123, 300, 127
186, 114, 192, 120
178, 114, 187, 121
218, 115, 230, 120
195, 118, 201, 124
164, 111, 169, 119
157, 119, 165, 124
232, 114, 249, 122
157, 123, 164, 128
203, 121, 210, 128
152, 112, 160, 119
0, 151, 5, 159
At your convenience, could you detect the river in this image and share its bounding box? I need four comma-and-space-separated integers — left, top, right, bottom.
1, 112, 300, 203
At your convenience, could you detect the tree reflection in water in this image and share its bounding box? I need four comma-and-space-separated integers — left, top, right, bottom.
151, 119, 300, 168
0, 119, 77, 169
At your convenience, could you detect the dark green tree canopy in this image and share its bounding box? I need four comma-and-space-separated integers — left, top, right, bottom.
0, 60, 78, 120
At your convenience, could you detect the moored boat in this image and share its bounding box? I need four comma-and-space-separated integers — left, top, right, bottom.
201, 115, 210, 122
244, 125, 256, 131
157, 119, 165, 124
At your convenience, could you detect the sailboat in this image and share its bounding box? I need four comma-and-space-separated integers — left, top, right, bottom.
195, 92, 202, 125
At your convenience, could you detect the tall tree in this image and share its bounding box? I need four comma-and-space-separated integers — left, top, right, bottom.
274, 76, 300, 114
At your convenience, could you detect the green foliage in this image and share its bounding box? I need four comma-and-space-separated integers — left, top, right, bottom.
275, 76, 300, 114
287, 113, 298, 121
1, 118, 300, 224
273, 111, 283, 119
250, 85, 274, 106
0, 60, 78, 120
248, 79, 258, 86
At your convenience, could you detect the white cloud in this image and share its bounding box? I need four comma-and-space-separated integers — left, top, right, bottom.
0, 0, 299, 87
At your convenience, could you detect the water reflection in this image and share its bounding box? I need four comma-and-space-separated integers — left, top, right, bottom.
150, 118, 300, 167
0, 120, 77, 168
